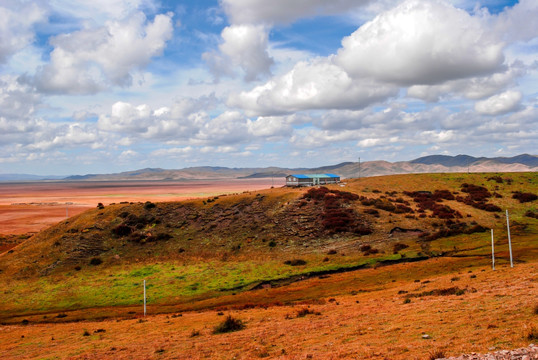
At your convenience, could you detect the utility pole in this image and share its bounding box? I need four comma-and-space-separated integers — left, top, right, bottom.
506, 210, 513, 267
490, 229, 495, 270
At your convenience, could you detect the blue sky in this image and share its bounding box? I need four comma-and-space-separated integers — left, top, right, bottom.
0, 0, 536, 175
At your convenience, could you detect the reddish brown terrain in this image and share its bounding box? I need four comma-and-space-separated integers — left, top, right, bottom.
0, 179, 282, 235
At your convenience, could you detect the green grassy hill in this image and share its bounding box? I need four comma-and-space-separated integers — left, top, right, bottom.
0, 172, 536, 323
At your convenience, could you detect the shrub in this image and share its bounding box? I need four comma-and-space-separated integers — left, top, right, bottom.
361, 198, 376, 206
363, 208, 380, 216
97, 202, 104, 209
487, 176, 503, 184
461, 183, 492, 201
303, 186, 370, 234
433, 189, 455, 200
408, 287, 465, 298
526, 324, 538, 341
268, 240, 276, 247
151, 233, 172, 242
394, 204, 414, 214
190, 329, 200, 337
453, 183, 502, 212
213, 315, 245, 334
393, 243, 409, 253
428, 350, 445, 360
403, 298, 411, 304
89, 257, 102, 266
284, 259, 307, 266
524, 210, 538, 219
512, 191, 538, 203
112, 224, 133, 237
482, 203, 502, 212
296, 308, 320, 317
144, 201, 156, 210
374, 199, 396, 212
359, 244, 371, 252
423, 222, 488, 241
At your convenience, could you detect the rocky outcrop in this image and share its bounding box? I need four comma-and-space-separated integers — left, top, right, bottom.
438, 344, 538, 360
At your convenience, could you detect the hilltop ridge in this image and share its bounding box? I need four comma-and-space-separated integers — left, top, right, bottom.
1, 154, 536, 182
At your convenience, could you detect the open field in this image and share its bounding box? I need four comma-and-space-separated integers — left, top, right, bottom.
0, 179, 282, 235
0, 260, 536, 359
0, 172, 536, 359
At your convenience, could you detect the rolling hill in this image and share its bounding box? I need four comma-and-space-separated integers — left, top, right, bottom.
0, 172, 536, 359
63, 154, 536, 181
3, 154, 533, 182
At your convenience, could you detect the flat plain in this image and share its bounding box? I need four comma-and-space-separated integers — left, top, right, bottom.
0, 179, 281, 235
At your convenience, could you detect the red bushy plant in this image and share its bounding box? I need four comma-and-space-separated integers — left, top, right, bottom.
303, 187, 370, 235
512, 191, 537, 203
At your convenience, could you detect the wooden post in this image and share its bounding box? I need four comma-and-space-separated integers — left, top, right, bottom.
143, 280, 146, 316
506, 210, 513, 268
490, 229, 495, 270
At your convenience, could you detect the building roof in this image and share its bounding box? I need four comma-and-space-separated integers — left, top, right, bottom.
287, 174, 340, 179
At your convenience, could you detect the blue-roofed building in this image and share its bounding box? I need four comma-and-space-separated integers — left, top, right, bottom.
285, 174, 341, 187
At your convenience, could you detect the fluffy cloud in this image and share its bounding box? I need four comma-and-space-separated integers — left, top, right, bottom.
195, 111, 249, 145
98, 101, 252, 146
221, 0, 370, 25
0, 1, 46, 63
207, 0, 376, 82
97, 100, 206, 142
407, 62, 528, 102
247, 115, 293, 138
229, 58, 398, 115
336, 0, 505, 85
34, 11, 173, 94
0, 76, 40, 120
204, 24, 273, 81
495, 0, 538, 43
26, 123, 100, 151
474, 90, 523, 115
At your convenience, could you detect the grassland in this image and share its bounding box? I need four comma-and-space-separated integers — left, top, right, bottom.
0, 172, 536, 359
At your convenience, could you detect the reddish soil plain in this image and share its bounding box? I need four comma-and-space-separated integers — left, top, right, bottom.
0, 179, 283, 235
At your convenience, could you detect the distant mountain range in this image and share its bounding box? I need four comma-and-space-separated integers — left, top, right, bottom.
1, 154, 536, 182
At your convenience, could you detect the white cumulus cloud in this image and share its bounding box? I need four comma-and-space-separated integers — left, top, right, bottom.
494, 0, 538, 43
204, 24, 273, 81
474, 90, 523, 115
221, 0, 371, 25
336, 0, 505, 85
229, 58, 398, 116
0, 1, 47, 63
34, 11, 173, 94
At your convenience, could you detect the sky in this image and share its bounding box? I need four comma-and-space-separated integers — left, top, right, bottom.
0, 0, 536, 175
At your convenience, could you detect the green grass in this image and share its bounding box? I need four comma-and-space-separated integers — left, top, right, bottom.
0, 252, 416, 315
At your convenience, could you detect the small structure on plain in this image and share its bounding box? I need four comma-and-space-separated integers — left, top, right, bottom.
285, 174, 341, 187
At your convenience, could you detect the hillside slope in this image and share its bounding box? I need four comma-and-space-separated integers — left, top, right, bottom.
0, 172, 536, 322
